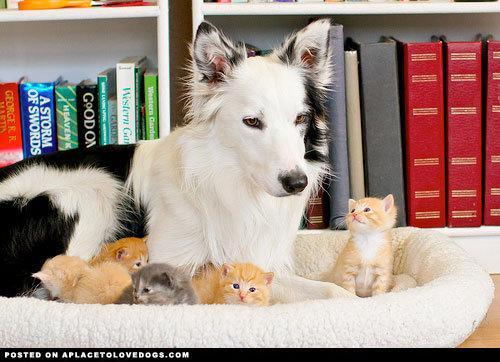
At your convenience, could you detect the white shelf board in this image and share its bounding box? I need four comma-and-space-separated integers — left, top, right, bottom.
201, 2, 500, 16
0, 5, 159, 22
429, 225, 500, 237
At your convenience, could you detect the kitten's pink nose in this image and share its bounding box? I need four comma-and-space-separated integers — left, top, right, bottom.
240, 293, 246, 301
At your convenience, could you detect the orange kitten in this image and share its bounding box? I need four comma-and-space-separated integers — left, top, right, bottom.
33, 255, 131, 304
89, 236, 148, 271
192, 262, 274, 306
332, 194, 397, 297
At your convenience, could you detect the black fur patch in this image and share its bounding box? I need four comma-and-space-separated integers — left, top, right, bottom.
193, 21, 247, 84
0, 145, 137, 184
303, 76, 329, 164
277, 37, 297, 66
0, 194, 78, 297
0, 145, 147, 297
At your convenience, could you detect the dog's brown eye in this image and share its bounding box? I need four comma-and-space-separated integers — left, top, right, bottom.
296, 114, 309, 125
243, 117, 260, 128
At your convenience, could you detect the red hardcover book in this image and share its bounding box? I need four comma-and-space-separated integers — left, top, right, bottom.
443, 39, 482, 227
403, 41, 446, 228
484, 37, 500, 225
0, 83, 24, 168
306, 188, 326, 229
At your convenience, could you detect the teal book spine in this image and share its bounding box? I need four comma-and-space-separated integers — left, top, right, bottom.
98, 68, 116, 145
144, 69, 159, 140
55, 82, 78, 151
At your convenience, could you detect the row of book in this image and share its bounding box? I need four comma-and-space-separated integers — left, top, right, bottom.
0, 56, 159, 167
0, 0, 17, 8
208, 0, 349, 3
302, 24, 500, 230
0, 0, 157, 9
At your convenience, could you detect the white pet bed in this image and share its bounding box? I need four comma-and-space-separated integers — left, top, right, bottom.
0, 227, 494, 348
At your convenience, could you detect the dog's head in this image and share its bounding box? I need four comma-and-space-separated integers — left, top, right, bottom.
186, 20, 331, 197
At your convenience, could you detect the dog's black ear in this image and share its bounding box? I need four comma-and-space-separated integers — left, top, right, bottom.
192, 21, 247, 84
274, 19, 331, 83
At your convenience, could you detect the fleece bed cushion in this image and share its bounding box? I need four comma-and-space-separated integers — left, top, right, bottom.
0, 227, 494, 348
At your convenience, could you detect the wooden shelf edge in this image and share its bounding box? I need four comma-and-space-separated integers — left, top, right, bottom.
0, 5, 160, 22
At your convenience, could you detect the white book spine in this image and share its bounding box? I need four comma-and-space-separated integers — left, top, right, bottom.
116, 63, 136, 144
6, 0, 20, 9
344, 50, 366, 200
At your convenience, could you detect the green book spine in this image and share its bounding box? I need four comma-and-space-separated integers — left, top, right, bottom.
55, 83, 78, 150
134, 61, 147, 140
0, 0, 6, 9
140, 105, 146, 140
98, 68, 116, 145
144, 70, 159, 140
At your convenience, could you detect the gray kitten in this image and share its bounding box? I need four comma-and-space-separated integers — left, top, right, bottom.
115, 263, 198, 305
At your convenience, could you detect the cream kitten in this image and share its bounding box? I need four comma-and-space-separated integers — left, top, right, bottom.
192, 262, 274, 306
32, 255, 131, 304
332, 194, 397, 297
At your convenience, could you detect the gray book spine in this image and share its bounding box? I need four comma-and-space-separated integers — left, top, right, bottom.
326, 24, 350, 229
350, 38, 407, 227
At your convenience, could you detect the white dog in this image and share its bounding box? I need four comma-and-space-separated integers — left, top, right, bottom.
0, 19, 353, 301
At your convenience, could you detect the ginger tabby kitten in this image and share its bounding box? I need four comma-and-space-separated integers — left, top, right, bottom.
32, 255, 131, 304
332, 194, 397, 297
89, 236, 148, 272
192, 262, 274, 306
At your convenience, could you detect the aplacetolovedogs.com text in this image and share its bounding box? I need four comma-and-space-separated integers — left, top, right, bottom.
4, 351, 190, 359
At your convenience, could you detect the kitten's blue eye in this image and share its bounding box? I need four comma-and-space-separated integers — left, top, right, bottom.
249, 287, 256, 293
232, 284, 240, 290
350, 209, 356, 213
142, 288, 150, 293
135, 262, 142, 267
364, 208, 371, 212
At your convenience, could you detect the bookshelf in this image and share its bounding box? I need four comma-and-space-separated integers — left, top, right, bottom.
198, 2, 500, 16
0, 3, 171, 136
192, 0, 500, 273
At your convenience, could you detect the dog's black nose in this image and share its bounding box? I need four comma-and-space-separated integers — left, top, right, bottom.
280, 170, 308, 194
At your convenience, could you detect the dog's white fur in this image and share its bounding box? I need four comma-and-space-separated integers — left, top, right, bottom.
127, 20, 355, 301
0, 20, 355, 302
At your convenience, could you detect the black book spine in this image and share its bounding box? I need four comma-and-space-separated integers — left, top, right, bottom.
349, 37, 407, 227
326, 24, 350, 229
77, 83, 100, 149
